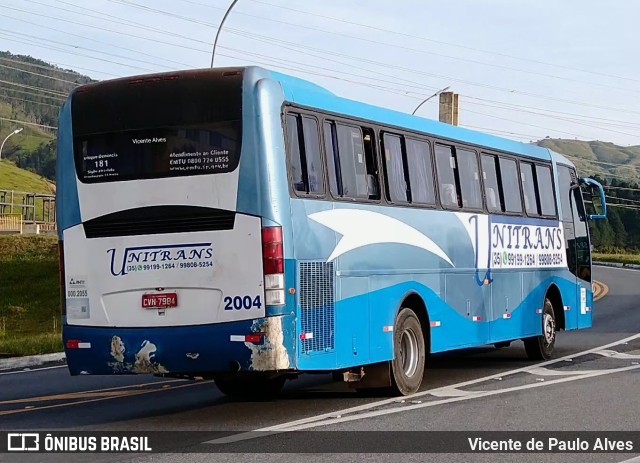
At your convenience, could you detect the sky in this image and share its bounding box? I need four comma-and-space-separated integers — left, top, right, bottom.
1, 0, 640, 147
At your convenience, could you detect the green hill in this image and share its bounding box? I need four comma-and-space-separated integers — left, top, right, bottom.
536, 139, 640, 181
0, 51, 93, 183
0, 159, 54, 194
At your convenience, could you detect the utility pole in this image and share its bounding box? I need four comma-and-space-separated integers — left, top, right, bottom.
439, 92, 459, 126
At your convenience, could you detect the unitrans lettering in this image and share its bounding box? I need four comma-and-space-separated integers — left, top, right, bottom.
108, 243, 213, 276
492, 224, 563, 251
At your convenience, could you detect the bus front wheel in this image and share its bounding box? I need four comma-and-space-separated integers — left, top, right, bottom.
524, 297, 556, 360
391, 308, 426, 395
215, 374, 286, 400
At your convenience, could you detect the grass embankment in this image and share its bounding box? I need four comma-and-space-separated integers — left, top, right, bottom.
0, 235, 62, 356
0, 159, 54, 193
593, 252, 640, 265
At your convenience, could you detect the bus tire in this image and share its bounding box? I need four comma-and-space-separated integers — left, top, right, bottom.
390, 308, 426, 396
524, 297, 556, 360
215, 374, 286, 400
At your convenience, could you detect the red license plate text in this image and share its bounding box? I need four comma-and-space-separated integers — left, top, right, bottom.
142, 292, 178, 309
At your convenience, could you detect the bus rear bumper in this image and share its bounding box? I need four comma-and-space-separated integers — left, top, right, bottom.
63, 315, 296, 376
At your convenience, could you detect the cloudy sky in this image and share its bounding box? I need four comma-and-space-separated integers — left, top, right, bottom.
2, 0, 639, 147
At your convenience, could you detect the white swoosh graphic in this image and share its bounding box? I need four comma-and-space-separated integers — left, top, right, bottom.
309, 209, 454, 266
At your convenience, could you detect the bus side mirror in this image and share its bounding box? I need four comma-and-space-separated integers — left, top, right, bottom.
579, 177, 607, 220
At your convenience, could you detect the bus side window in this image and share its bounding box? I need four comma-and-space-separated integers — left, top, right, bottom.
481, 154, 503, 213
285, 114, 306, 193
498, 158, 523, 214
435, 144, 460, 209
336, 124, 367, 199
456, 148, 482, 209
323, 121, 342, 196
406, 138, 436, 206
556, 165, 573, 222
301, 116, 324, 194
332, 123, 379, 200
382, 133, 408, 203
362, 128, 380, 200
536, 165, 556, 217
520, 162, 540, 216
286, 114, 325, 195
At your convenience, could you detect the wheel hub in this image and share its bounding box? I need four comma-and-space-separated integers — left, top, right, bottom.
400, 328, 419, 377
543, 312, 555, 347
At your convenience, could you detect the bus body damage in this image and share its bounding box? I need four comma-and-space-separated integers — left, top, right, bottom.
108, 337, 168, 374
63, 314, 296, 376
246, 316, 292, 371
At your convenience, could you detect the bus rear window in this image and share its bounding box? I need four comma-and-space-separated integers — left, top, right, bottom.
71, 68, 243, 183
75, 123, 240, 182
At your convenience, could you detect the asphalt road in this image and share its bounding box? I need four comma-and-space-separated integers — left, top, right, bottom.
0, 265, 638, 463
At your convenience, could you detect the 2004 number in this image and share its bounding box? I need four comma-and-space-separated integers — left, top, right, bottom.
224, 295, 262, 310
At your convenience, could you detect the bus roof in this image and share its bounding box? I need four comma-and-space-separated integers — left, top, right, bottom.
262, 67, 558, 163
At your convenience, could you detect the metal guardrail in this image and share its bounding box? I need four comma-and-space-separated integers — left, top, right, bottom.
0, 189, 56, 233
0, 214, 22, 234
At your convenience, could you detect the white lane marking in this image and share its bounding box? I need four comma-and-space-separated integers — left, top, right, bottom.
0, 365, 66, 376
617, 455, 640, 463
527, 367, 602, 376
595, 350, 640, 360
206, 332, 640, 444
428, 387, 479, 398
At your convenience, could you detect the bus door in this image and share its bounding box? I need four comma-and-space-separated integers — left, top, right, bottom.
572, 184, 593, 328
562, 167, 593, 330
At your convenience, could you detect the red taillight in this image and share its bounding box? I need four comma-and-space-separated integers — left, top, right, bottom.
245, 333, 264, 343
66, 339, 79, 349
262, 227, 283, 275
262, 226, 285, 306
58, 241, 66, 316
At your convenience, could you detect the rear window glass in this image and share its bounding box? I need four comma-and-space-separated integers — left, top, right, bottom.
75, 122, 241, 183
72, 68, 243, 183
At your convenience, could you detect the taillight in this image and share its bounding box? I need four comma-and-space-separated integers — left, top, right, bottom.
58, 240, 66, 316
262, 226, 285, 306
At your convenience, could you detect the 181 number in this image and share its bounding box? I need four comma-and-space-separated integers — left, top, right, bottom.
224, 295, 262, 310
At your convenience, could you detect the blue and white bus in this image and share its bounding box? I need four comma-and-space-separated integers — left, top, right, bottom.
56, 67, 606, 397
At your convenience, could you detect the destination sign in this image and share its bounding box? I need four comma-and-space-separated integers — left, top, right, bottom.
75, 122, 240, 183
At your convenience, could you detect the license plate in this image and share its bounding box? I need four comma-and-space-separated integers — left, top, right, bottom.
142, 292, 178, 309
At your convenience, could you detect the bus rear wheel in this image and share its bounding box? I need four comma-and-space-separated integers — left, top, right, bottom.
524, 297, 556, 360
215, 374, 286, 400
390, 308, 426, 396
